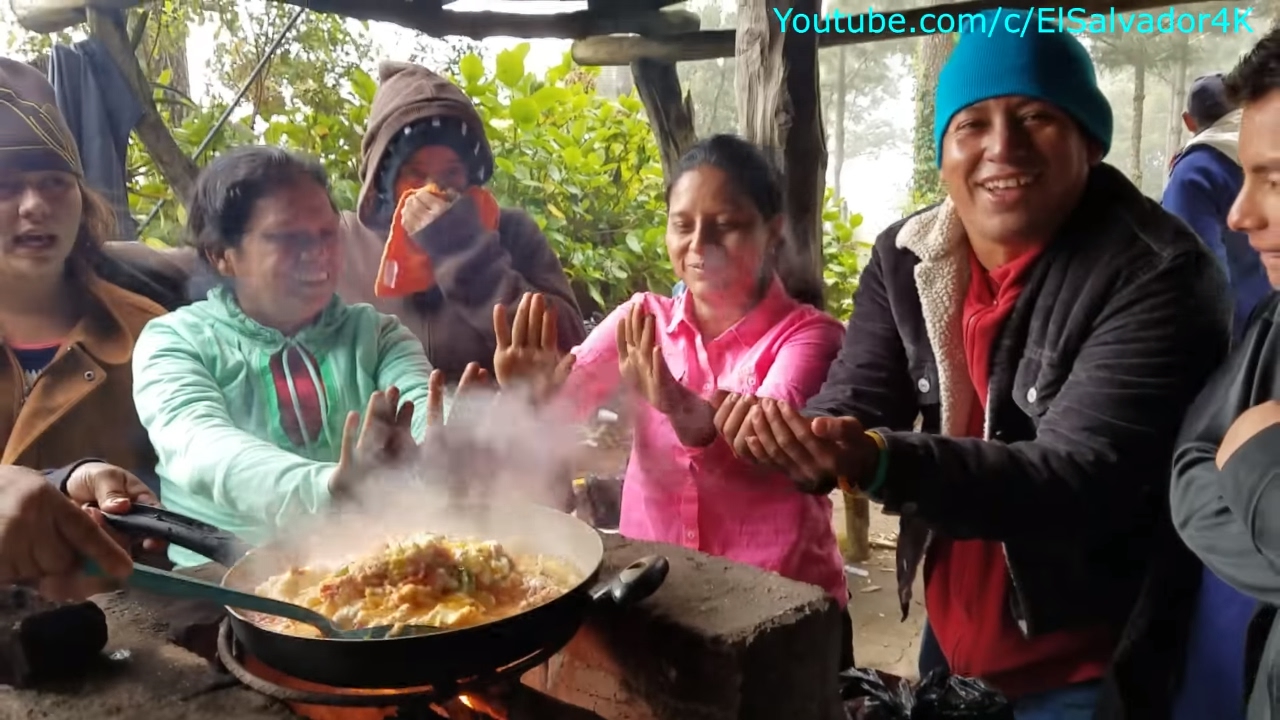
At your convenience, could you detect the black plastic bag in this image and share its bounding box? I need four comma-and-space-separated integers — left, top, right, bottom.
840, 668, 913, 720
840, 667, 1014, 720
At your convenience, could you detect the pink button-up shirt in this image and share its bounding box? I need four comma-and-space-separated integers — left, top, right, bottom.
562, 278, 848, 605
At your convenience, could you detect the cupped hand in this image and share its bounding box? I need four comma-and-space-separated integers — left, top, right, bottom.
493, 292, 574, 403
744, 399, 879, 494
711, 391, 761, 457
0, 465, 132, 602
615, 303, 686, 414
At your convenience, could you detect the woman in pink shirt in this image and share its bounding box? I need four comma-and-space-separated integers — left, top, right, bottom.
495, 135, 852, 667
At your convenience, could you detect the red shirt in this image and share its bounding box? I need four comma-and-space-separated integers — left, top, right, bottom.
923, 247, 1116, 699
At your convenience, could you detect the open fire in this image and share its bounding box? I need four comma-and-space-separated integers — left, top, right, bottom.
217, 621, 605, 720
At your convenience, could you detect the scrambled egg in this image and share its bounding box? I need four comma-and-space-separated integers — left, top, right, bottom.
253, 533, 577, 638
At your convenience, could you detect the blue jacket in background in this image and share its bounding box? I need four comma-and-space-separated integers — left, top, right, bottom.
1163, 110, 1263, 720
1162, 118, 1269, 342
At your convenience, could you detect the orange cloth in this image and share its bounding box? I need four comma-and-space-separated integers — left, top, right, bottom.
373, 184, 501, 299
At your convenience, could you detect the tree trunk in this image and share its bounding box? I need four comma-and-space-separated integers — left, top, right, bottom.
630, 59, 698, 183
833, 45, 846, 204
911, 33, 953, 207
1164, 43, 1189, 183
86, 7, 197, 205
1130, 59, 1147, 190
735, 0, 826, 308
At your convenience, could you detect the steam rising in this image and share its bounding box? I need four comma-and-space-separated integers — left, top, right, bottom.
270, 385, 596, 573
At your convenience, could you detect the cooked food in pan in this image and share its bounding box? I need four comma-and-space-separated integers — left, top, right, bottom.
252, 533, 581, 638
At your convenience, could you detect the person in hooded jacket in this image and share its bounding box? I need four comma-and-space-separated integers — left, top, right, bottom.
335, 61, 586, 381
1162, 73, 1269, 342
1171, 27, 1280, 720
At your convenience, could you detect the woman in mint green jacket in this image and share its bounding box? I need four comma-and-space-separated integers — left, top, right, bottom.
132, 146, 436, 567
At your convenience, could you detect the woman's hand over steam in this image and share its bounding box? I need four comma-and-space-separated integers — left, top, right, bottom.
330, 386, 416, 498
493, 292, 574, 405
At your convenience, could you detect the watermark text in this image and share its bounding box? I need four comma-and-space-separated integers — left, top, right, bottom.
771, 6, 1254, 36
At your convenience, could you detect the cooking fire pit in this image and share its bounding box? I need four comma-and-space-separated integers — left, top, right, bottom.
215, 619, 606, 720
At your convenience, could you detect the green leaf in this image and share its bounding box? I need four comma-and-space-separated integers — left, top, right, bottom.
495, 48, 525, 88
459, 54, 485, 85
509, 97, 538, 127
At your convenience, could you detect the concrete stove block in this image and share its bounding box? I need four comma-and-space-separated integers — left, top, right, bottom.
524, 534, 844, 720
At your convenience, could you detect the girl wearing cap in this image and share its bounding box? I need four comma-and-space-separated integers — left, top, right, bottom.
334, 61, 586, 383
0, 56, 167, 474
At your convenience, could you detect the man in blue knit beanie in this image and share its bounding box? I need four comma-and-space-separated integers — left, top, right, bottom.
738, 7, 1230, 720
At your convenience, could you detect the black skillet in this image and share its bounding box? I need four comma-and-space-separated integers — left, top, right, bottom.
102, 503, 668, 689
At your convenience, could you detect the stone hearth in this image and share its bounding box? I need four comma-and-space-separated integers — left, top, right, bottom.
0, 535, 843, 720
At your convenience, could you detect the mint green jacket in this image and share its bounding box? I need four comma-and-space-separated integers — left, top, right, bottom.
132, 286, 435, 566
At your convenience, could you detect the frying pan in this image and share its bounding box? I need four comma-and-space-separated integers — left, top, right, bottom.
102, 503, 668, 689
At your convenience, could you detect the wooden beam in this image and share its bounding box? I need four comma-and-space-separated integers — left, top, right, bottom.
737, 0, 826, 308
12, 0, 699, 38
573, 0, 1196, 65
273, 1, 700, 40
630, 59, 697, 182
85, 8, 197, 205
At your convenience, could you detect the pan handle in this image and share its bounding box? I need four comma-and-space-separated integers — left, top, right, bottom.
101, 505, 253, 569
589, 555, 669, 608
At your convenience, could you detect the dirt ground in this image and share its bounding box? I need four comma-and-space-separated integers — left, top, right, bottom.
832, 492, 926, 680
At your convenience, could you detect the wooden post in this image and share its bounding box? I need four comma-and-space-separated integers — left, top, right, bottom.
630, 59, 698, 182
735, 0, 826, 308
845, 493, 871, 563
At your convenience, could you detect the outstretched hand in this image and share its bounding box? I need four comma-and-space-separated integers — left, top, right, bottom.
493, 292, 574, 404
616, 303, 686, 414
330, 386, 416, 497
426, 363, 492, 428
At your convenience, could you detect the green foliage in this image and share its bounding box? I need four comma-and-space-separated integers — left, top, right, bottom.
7, 0, 867, 319
447, 47, 674, 314
821, 189, 868, 321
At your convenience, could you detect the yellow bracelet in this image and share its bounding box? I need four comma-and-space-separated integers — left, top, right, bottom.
836, 432, 887, 496
865, 430, 887, 451
836, 474, 858, 495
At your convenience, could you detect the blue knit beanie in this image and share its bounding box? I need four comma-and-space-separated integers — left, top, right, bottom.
933, 8, 1112, 165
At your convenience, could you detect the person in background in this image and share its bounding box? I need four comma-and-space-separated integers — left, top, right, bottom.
1163, 73, 1269, 342
1163, 70, 1263, 720
336, 61, 585, 381
1171, 28, 1280, 720
720, 11, 1229, 718
131, 146, 443, 568
0, 57, 167, 474
493, 135, 853, 669
0, 460, 164, 600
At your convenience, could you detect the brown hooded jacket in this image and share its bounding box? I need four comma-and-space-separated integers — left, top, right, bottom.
337, 61, 585, 380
